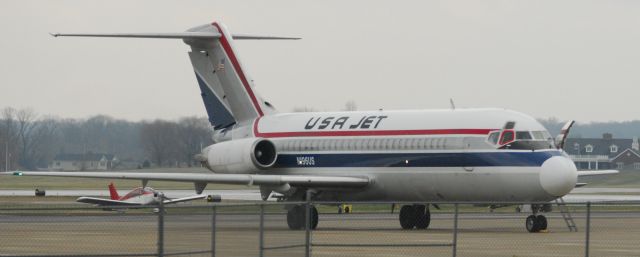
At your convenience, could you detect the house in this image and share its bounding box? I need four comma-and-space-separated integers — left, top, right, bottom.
611, 148, 640, 170
49, 153, 118, 171
564, 133, 640, 170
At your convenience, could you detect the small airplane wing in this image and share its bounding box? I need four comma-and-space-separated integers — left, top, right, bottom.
577, 170, 619, 177
163, 194, 207, 205
4, 171, 370, 188
76, 196, 141, 206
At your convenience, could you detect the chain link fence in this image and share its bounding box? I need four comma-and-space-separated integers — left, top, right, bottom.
1, 201, 639, 257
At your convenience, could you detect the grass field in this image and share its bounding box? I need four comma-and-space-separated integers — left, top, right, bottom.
0, 168, 255, 190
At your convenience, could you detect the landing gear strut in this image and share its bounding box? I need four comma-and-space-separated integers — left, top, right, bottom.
399, 204, 431, 229
287, 205, 319, 230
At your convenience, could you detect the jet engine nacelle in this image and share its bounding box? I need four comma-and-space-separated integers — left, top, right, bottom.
204, 138, 278, 174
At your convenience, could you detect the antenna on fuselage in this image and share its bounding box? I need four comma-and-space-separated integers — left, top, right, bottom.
449, 98, 456, 110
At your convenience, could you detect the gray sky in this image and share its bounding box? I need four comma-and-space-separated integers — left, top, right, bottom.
1, 0, 639, 122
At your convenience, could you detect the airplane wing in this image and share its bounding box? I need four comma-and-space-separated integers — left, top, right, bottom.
577, 170, 619, 176
76, 196, 141, 206
163, 194, 207, 205
4, 171, 370, 188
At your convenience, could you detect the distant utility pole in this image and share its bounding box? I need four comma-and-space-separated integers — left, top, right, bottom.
5, 142, 8, 172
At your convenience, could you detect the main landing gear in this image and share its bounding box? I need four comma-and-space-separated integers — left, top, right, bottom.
287, 205, 319, 230
399, 204, 431, 229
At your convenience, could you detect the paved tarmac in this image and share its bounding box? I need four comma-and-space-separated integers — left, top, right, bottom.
3, 187, 640, 202
1, 208, 639, 257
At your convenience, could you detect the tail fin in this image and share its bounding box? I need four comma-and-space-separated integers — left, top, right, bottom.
51, 21, 299, 130
187, 22, 281, 129
108, 182, 120, 200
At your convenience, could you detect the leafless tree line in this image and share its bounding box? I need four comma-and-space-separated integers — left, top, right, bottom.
140, 117, 212, 167
0, 107, 213, 171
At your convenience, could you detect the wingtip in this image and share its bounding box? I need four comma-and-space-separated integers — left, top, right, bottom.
49, 33, 59, 38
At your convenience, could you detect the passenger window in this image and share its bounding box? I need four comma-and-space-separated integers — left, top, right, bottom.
500, 130, 515, 145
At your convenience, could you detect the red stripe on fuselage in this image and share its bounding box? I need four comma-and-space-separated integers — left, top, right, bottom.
212, 22, 264, 117
253, 117, 494, 138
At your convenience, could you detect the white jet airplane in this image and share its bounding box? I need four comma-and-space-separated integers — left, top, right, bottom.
5, 21, 616, 232
76, 182, 207, 207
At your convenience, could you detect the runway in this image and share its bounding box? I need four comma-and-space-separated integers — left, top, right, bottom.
3, 187, 640, 202
1, 206, 639, 257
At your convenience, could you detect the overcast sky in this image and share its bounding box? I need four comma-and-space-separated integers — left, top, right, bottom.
1, 1, 639, 122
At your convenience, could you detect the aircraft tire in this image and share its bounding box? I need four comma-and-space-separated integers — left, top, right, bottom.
526, 215, 540, 233
287, 205, 319, 230
287, 206, 303, 230
399, 205, 418, 229
415, 205, 431, 229
311, 206, 319, 229
537, 215, 548, 230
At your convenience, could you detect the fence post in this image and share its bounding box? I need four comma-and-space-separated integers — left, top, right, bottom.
259, 204, 265, 257
305, 191, 312, 257
211, 205, 216, 257
157, 200, 164, 257
585, 202, 591, 257
452, 203, 459, 257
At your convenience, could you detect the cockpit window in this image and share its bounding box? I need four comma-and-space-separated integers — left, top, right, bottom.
488, 131, 500, 145
531, 131, 551, 140
490, 130, 555, 150
500, 131, 515, 145
516, 131, 532, 140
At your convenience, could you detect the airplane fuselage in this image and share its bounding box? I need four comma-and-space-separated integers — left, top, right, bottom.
212, 108, 578, 202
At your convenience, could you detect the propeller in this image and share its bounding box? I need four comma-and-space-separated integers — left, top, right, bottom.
555, 120, 575, 150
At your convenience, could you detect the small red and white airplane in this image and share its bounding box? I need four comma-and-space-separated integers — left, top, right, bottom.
5, 21, 617, 232
76, 183, 206, 206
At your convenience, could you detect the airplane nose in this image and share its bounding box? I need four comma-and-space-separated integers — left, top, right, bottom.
539, 156, 578, 197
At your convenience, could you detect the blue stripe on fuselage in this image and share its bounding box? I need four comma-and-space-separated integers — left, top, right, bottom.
274, 151, 562, 168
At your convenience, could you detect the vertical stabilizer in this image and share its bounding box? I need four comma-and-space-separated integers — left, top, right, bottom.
108, 182, 120, 200
186, 22, 277, 129
50, 21, 298, 130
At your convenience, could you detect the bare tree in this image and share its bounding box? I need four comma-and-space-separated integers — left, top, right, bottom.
0, 107, 17, 171
25, 117, 59, 168
140, 120, 179, 167
176, 116, 212, 167
16, 108, 37, 169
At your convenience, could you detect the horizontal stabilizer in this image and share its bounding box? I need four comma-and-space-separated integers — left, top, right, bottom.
50, 33, 300, 40
50, 32, 221, 39
231, 34, 301, 40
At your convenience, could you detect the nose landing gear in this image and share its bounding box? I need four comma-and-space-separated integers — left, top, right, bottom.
399, 204, 431, 229
525, 204, 549, 233
526, 214, 548, 232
